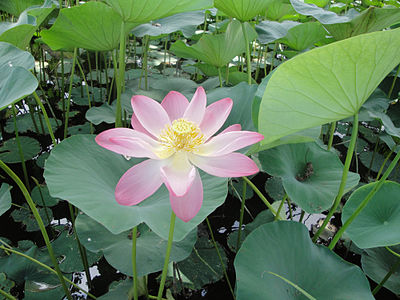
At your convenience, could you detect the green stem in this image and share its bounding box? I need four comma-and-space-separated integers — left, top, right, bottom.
115, 22, 126, 127
236, 181, 246, 251
0, 288, 16, 300
32, 92, 57, 145
206, 218, 236, 300
274, 194, 287, 221
327, 121, 336, 150
388, 64, 400, 99
143, 35, 150, 90
367, 136, 380, 178
269, 42, 278, 74
132, 226, 139, 300
268, 272, 316, 300
329, 149, 400, 249
287, 198, 293, 220
64, 48, 78, 139
0, 161, 73, 300
313, 114, 358, 242
76, 58, 94, 134
242, 176, 280, 218
218, 67, 223, 87
26, 100, 40, 134
376, 149, 394, 180
157, 212, 176, 300
12, 106, 30, 191
60, 51, 65, 119
31, 177, 51, 224
0, 245, 96, 299
241, 22, 252, 85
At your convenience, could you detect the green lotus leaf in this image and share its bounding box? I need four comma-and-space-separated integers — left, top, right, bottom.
0, 0, 43, 17
342, 181, 400, 249
361, 245, 400, 294
256, 20, 300, 44
258, 28, 400, 146
0, 136, 41, 163
0, 42, 37, 110
214, 0, 270, 21
234, 221, 374, 299
105, 0, 212, 23
170, 20, 257, 68
76, 213, 196, 276
259, 142, 360, 213
41, 2, 133, 51
279, 21, 327, 51
44, 135, 228, 241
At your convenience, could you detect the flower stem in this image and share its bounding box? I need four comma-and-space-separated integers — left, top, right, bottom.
372, 247, 400, 295
132, 226, 139, 300
115, 21, 126, 127
327, 121, 336, 151
206, 218, 236, 300
312, 114, 358, 243
241, 22, 252, 85
64, 48, 78, 139
236, 180, 246, 251
0, 160, 73, 300
0, 288, 16, 300
157, 212, 176, 300
242, 176, 280, 219
329, 149, 400, 249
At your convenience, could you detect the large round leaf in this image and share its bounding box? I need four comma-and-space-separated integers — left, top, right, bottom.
258, 28, 400, 146
0, 42, 37, 110
41, 2, 131, 51
342, 181, 400, 249
214, 0, 270, 22
104, 0, 212, 23
259, 142, 360, 213
361, 245, 400, 294
44, 135, 228, 241
234, 221, 374, 299
76, 214, 196, 276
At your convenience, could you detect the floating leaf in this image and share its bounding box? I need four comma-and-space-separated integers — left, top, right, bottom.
0, 42, 37, 110
85, 103, 116, 125
361, 245, 400, 294
44, 135, 228, 241
0, 184, 12, 217
258, 28, 400, 146
0, 136, 41, 163
11, 204, 52, 232
5, 113, 59, 135
76, 214, 196, 276
342, 181, 400, 249
234, 221, 374, 299
259, 142, 360, 213
31, 185, 59, 207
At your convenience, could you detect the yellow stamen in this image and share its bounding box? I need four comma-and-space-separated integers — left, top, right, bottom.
157, 118, 205, 158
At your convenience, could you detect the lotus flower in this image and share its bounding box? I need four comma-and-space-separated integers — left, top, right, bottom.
96, 87, 263, 222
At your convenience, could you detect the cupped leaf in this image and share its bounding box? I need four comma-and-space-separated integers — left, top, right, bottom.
342, 181, 400, 249
0, 184, 12, 216
131, 10, 205, 38
214, 0, 270, 21
105, 0, 212, 23
0, 0, 43, 17
170, 20, 257, 67
234, 221, 374, 300
76, 213, 196, 276
361, 245, 400, 294
259, 142, 360, 213
0, 136, 41, 163
0, 0, 56, 49
0, 42, 38, 110
41, 2, 132, 51
259, 28, 400, 146
44, 135, 228, 241
290, 0, 351, 24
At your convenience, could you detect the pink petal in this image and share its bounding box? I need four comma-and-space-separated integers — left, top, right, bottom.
96, 128, 160, 159
131, 112, 155, 138
183, 86, 206, 124
131, 95, 170, 137
160, 152, 196, 197
170, 169, 203, 222
200, 98, 233, 138
189, 152, 259, 177
221, 124, 242, 134
115, 159, 163, 206
198, 131, 264, 157
161, 91, 189, 121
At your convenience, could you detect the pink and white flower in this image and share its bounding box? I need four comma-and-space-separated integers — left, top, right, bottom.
96, 87, 263, 222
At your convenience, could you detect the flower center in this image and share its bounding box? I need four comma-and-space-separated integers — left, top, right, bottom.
157, 118, 205, 158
